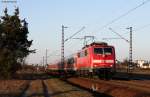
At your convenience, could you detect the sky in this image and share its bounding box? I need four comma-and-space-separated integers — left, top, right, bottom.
0, 0, 150, 64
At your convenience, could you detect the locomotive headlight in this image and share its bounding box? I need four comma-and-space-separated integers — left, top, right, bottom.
93, 60, 102, 63
93, 60, 114, 63
105, 60, 114, 63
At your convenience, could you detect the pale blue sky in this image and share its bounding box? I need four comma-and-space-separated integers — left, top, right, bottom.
0, 0, 150, 64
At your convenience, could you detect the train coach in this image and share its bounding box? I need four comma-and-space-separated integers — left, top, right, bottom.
47, 42, 116, 78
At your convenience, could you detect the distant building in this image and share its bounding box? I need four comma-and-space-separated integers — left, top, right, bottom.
135, 60, 150, 68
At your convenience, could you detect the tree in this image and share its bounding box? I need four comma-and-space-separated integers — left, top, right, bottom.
0, 8, 34, 78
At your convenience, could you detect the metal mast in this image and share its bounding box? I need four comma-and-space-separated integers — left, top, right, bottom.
127, 27, 133, 72
108, 27, 133, 73
61, 25, 67, 70
45, 49, 48, 66
43, 56, 45, 66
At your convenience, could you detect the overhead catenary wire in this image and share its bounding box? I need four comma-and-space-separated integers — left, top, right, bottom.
47, 0, 150, 64
47, 49, 60, 58
102, 37, 123, 40
47, 51, 60, 64
65, 38, 83, 51
95, 0, 150, 33
115, 23, 150, 36
109, 28, 129, 43
65, 26, 85, 42
103, 22, 150, 41
47, 26, 85, 63
135, 24, 150, 32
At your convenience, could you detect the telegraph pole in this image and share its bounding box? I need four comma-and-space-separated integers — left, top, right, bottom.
61, 25, 68, 70
127, 27, 133, 72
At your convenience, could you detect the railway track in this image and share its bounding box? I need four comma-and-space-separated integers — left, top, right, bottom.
109, 80, 150, 92
18, 78, 98, 97
1, 71, 149, 97
67, 77, 150, 97
43, 79, 96, 97
90, 78, 150, 93
20, 80, 49, 97
0, 72, 105, 97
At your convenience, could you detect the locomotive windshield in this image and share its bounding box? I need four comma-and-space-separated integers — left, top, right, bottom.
104, 48, 112, 55
94, 48, 112, 55
94, 48, 103, 54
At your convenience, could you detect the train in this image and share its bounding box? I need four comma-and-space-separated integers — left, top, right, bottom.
47, 42, 116, 79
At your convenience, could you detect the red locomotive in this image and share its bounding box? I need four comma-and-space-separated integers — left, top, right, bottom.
47, 42, 116, 78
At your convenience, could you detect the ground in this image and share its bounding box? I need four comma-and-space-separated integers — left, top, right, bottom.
0, 72, 95, 97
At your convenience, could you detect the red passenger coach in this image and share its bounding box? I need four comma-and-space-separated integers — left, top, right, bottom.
47, 63, 60, 75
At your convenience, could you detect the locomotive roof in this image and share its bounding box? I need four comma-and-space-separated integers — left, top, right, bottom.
82, 42, 108, 49
90, 42, 108, 46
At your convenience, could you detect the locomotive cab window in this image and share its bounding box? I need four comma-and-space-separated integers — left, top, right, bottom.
104, 48, 112, 55
94, 47, 113, 55
94, 48, 103, 54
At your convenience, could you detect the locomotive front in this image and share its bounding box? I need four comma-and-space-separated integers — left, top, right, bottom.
91, 42, 116, 77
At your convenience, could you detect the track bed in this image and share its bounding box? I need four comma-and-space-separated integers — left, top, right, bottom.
67, 77, 150, 97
